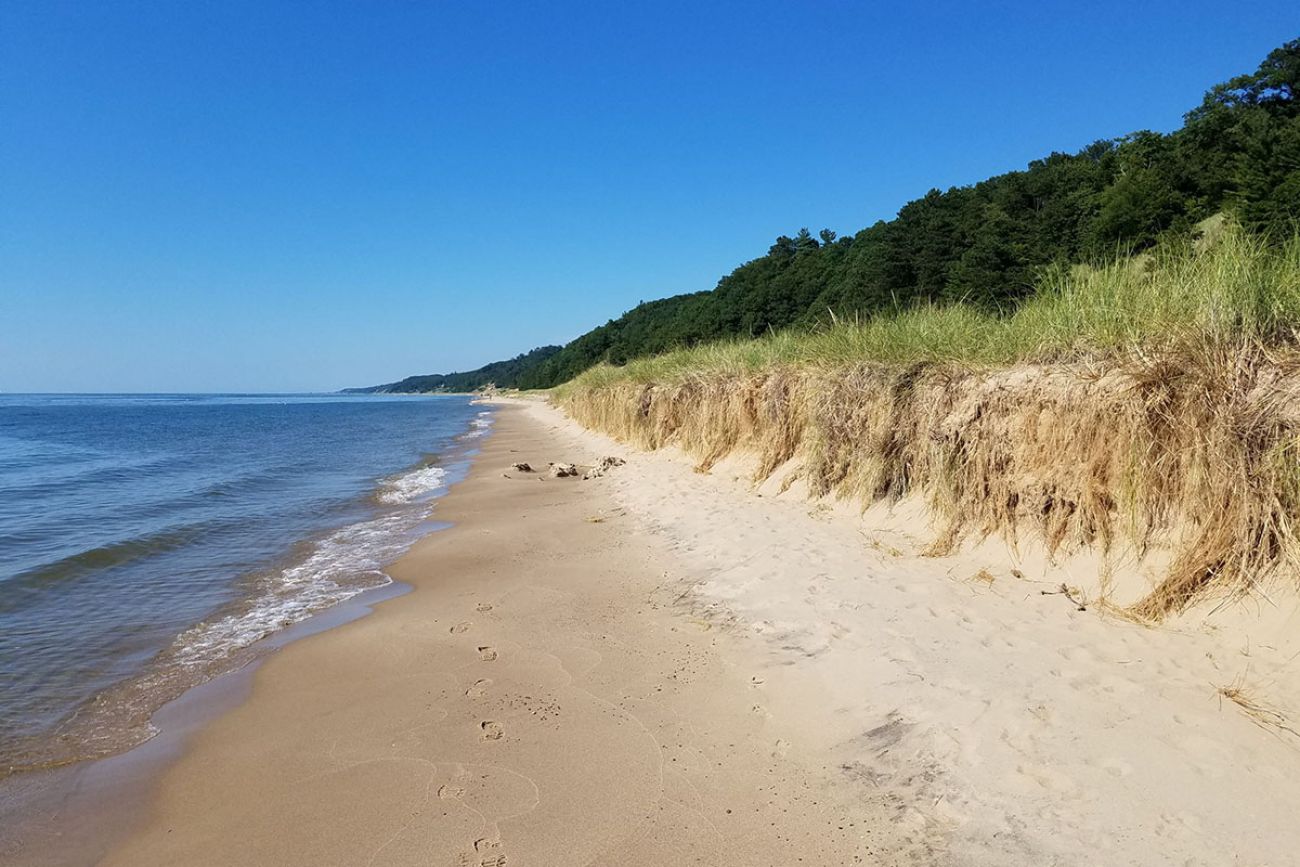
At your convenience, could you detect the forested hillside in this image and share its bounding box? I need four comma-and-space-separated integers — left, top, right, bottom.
350, 39, 1299, 393
344, 345, 561, 393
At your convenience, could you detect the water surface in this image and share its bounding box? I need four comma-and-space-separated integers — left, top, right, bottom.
0, 393, 489, 773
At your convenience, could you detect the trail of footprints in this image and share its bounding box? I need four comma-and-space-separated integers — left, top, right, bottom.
456, 611, 503, 740
447, 605, 511, 866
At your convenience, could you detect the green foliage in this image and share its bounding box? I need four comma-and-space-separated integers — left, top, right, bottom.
352, 39, 1300, 394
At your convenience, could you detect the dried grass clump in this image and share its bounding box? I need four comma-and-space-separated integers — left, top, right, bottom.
556, 229, 1300, 619
1217, 671, 1300, 741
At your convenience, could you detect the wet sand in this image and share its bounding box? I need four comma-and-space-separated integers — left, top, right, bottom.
99, 402, 918, 866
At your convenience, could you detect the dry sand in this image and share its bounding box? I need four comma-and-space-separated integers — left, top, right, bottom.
98, 398, 1300, 866
523, 399, 1300, 866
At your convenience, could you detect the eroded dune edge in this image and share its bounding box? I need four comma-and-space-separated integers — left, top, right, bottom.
558, 349, 1300, 620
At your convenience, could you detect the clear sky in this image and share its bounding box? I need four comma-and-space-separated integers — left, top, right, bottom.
1, 2, 1293, 392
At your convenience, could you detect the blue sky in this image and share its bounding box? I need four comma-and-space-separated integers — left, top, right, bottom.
0, 2, 1292, 392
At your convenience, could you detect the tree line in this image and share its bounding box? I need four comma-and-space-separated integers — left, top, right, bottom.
343, 345, 561, 394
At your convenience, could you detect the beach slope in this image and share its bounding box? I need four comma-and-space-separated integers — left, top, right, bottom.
103, 403, 925, 866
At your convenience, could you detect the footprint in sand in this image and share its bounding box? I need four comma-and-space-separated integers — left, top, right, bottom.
475, 602, 493, 613
477, 646, 498, 662
450, 622, 471, 634
480, 720, 504, 741
466, 678, 492, 698
437, 784, 465, 800
458, 840, 508, 867
456, 844, 508, 867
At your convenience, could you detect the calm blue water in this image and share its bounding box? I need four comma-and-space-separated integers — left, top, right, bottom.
0, 393, 491, 774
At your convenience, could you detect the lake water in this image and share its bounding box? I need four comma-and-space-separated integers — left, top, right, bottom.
0, 393, 489, 775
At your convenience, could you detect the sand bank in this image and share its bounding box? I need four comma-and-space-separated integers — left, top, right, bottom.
87, 397, 1300, 865
527, 398, 1300, 866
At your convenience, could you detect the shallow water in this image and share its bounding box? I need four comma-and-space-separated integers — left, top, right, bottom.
0, 393, 489, 774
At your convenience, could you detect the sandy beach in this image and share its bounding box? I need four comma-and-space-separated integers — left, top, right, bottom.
77, 398, 1300, 865
94, 401, 926, 865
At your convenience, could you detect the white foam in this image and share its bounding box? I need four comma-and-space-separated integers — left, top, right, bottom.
377, 465, 448, 504
465, 410, 494, 438
171, 512, 416, 668
168, 407, 490, 671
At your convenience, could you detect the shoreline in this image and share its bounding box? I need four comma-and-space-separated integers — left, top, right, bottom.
0, 579, 413, 866
2, 395, 489, 781
1, 402, 491, 865
15, 397, 1300, 865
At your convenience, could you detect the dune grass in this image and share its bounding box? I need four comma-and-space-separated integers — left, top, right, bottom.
557, 228, 1300, 619
562, 228, 1300, 393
